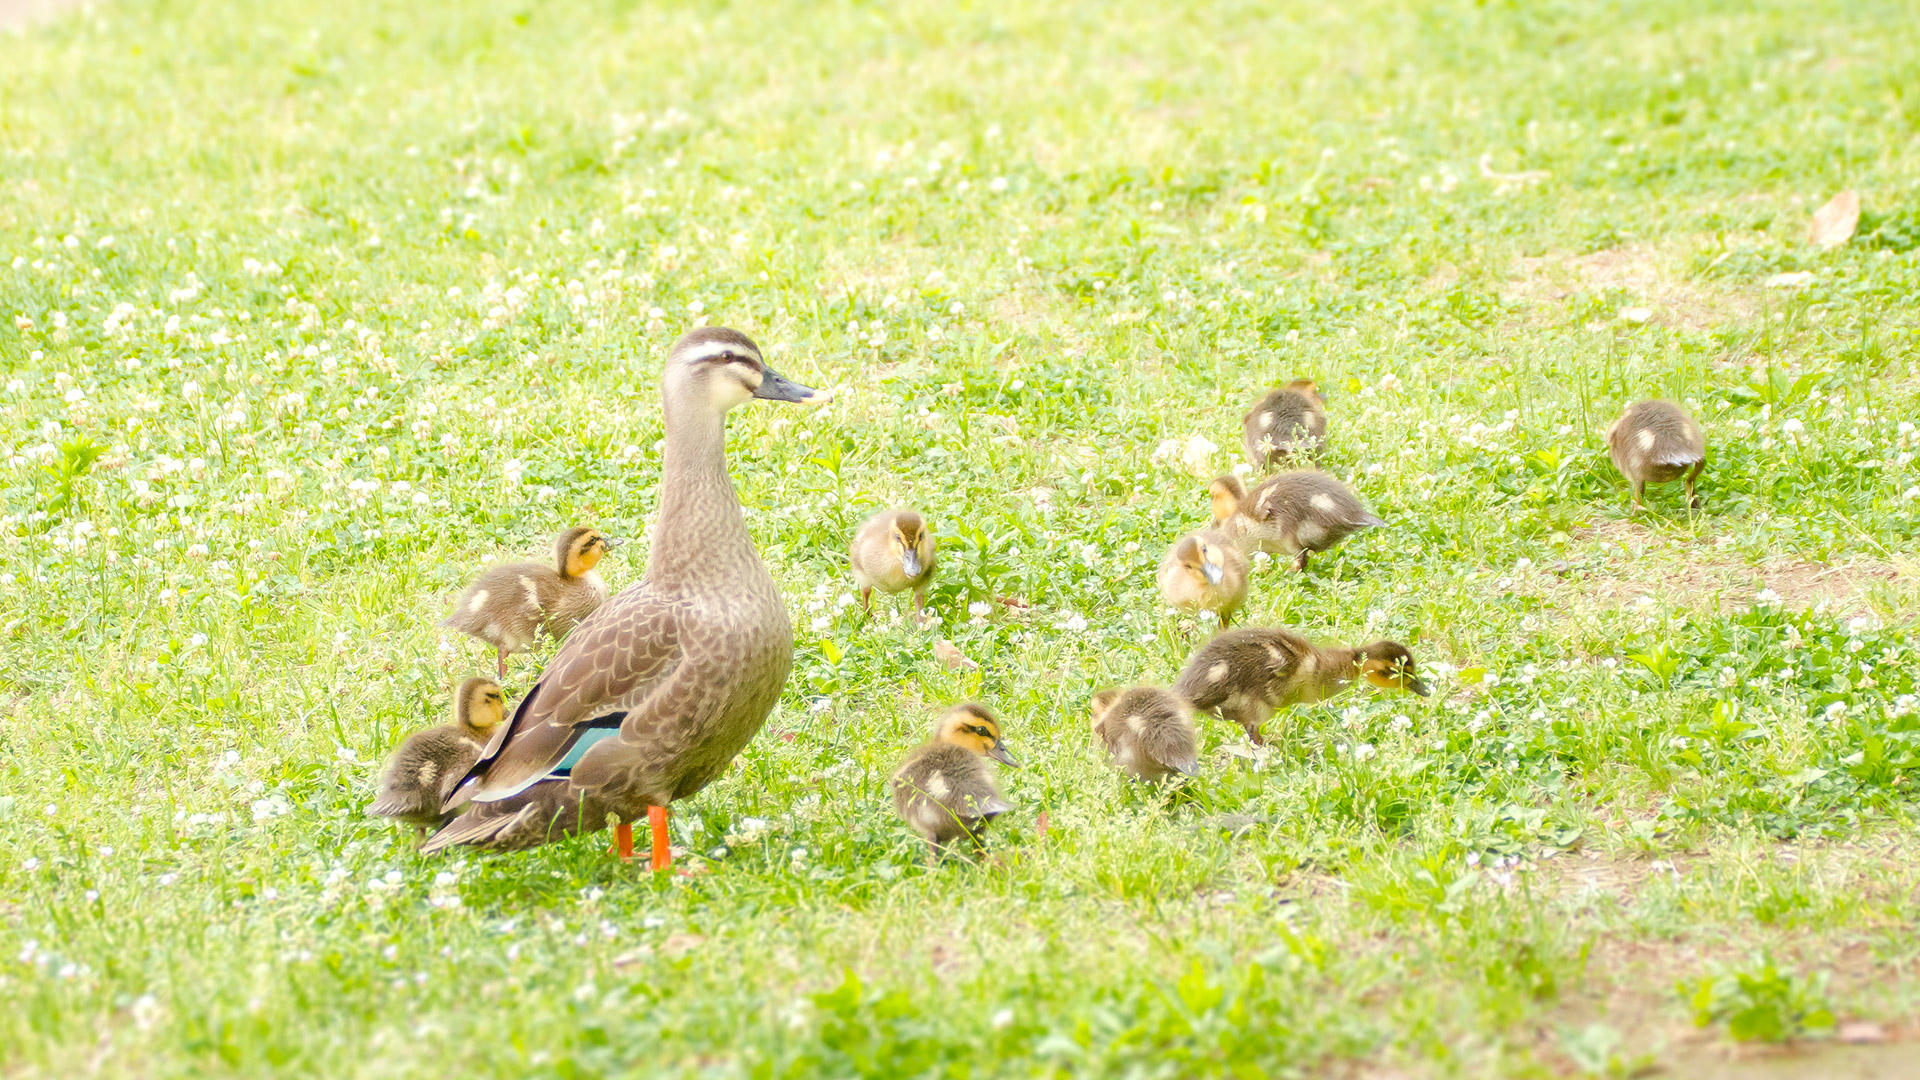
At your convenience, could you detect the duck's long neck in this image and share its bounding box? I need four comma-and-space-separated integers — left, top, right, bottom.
647, 402, 754, 588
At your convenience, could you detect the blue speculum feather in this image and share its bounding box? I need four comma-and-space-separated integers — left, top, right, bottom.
552, 718, 625, 777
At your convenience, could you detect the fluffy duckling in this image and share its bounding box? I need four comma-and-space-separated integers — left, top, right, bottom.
1157, 530, 1249, 627
850, 509, 936, 618
1210, 471, 1384, 572
890, 703, 1018, 860
1243, 379, 1327, 468
1090, 686, 1199, 782
1172, 627, 1428, 743
369, 677, 506, 838
442, 527, 614, 678
1605, 400, 1706, 509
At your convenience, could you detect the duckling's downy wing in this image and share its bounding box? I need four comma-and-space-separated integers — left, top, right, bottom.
441, 589, 683, 810
1141, 720, 1200, 776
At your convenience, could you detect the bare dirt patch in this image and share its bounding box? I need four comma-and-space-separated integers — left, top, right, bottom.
1552, 520, 1912, 618
1504, 244, 1756, 332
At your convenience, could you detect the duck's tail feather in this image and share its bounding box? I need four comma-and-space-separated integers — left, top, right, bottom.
421, 779, 596, 853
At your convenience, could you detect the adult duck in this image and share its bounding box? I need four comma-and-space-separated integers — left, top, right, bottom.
426, 327, 827, 868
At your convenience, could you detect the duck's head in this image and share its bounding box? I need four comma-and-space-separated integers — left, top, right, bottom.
934, 703, 1019, 767
1088, 688, 1121, 735
664, 326, 828, 415
455, 676, 507, 734
890, 511, 934, 579
1355, 640, 1430, 697
1208, 474, 1248, 526
555, 526, 616, 577
1285, 378, 1324, 405
1171, 532, 1229, 587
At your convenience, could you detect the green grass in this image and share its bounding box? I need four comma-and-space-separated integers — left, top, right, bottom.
5, 0, 1920, 1075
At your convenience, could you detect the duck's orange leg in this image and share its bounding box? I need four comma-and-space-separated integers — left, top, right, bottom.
649, 805, 671, 872
610, 821, 635, 861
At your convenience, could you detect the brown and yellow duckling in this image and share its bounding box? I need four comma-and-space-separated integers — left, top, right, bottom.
1171, 626, 1428, 743
1090, 686, 1199, 782
890, 703, 1018, 861
369, 677, 506, 839
1242, 379, 1327, 468
442, 526, 615, 678
850, 509, 936, 619
1210, 470, 1384, 572
1156, 530, 1249, 627
1605, 399, 1706, 509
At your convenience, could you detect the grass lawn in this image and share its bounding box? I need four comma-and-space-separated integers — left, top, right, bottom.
5, 0, 1920, 1074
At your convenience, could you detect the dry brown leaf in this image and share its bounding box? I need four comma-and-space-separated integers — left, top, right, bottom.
933, 640, 978, 670
1034, 810, 1050, 839
1808, 189, 1860, 249
612, 946, 654, 968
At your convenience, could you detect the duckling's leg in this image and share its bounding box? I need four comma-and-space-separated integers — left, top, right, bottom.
911, 584, 930, 624
1631, 480, 1645, 509
860, 587, 874, 615
648, 804, 671, 871
1222, 701, 1268, 744
1686, 462, 1704, 510
608, 821, 635, 861
1292, 550, 1310, 573
495, 647, 509, 681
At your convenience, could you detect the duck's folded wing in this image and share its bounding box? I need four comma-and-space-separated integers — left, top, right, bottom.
421, 778, 586, 853
442, 591, 681, 811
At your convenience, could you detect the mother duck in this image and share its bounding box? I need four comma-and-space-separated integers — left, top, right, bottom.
426, 327, 826, 867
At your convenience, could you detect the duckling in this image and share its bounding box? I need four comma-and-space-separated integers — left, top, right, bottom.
1171, 627, 1428, 743
850, 509, 936, 618
1243, 379, 1327, 468
1157, 530, 1249, 627
442, 527, 614, 678
890, 703, 1019, 861
1605, 400, 1706, 509
1210, 470, 1384, 572
369, 677, 506, 839
1089, 686, 1199, 782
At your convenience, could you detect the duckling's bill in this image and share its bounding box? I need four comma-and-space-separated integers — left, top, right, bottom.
988, 740, 1021, 767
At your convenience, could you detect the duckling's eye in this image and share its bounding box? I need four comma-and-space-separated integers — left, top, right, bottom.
967, 725, 993, 738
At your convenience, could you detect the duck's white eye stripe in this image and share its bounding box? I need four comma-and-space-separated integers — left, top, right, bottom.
678, 340, 760, 365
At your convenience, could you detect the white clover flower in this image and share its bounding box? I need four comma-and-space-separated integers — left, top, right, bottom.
1824, 701, 1848, 723
1781, 418, 1804, 435
1755, 588, 1782, 604
809, 615, 830, 631
988, 177, 1009, 193
1059, 614, 1088, 632
968, 601, 991, 617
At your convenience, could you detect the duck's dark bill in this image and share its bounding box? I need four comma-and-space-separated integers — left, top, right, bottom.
988, 743, 1021, 768
754, 368, 829, 403
1405, 678, 1431, 697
